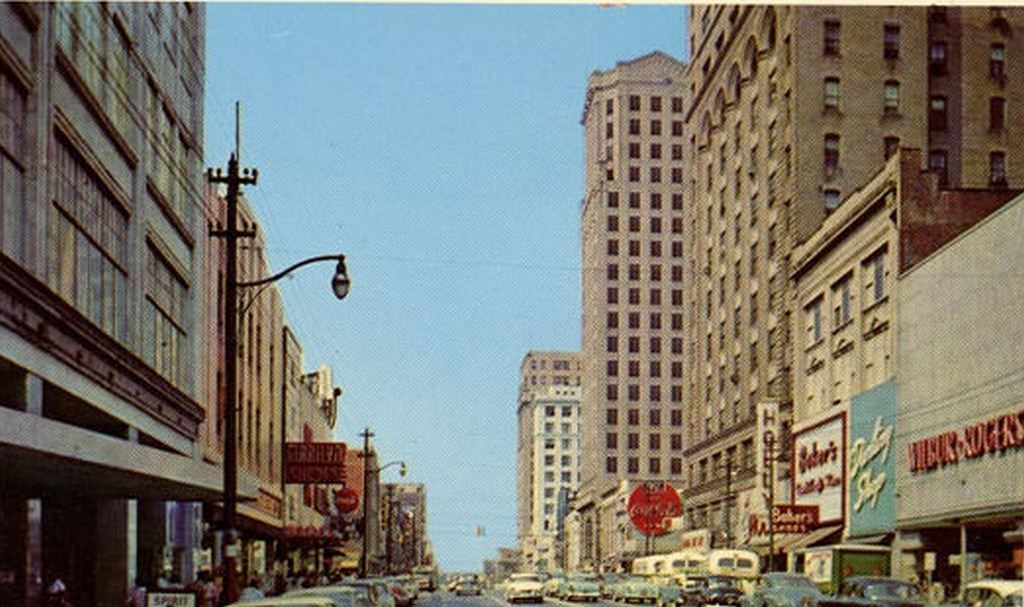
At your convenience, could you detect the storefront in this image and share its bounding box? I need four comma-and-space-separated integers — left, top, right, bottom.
895, 196, 1024, 596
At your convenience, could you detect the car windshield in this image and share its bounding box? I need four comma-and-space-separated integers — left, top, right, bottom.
708, 577, 738, 589
512, 574, 541, 583
864, 581, 921, 601
768, 576, 817, 589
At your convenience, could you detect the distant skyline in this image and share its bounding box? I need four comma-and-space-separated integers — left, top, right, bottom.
205, 3, 688, 571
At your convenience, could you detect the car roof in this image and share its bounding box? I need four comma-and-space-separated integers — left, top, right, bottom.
227, 597, 338, 607
846, 576, 906, 583
967, 581, 1024, 595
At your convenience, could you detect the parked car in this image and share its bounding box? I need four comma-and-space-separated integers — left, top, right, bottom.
960, 581, 1024, 607
683, 575, 745, 607
456, 579, 483, 597
340, 580, 397, 607
614, 576, 661, 604
546, 575, 568, 597
746, 574, 826, 607
602, 574, 626, 599
817, 577, 925, 607
563, 574, 602, 602
285, 586, 368, 607
504, 573, 544, 603
227, 598, 340, 607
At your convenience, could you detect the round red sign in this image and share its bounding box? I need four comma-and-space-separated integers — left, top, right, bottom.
627, 483, 682, 536
335, 488, 359, 513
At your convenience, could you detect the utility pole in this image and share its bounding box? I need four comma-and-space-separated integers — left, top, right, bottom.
724, 457, 733, 549
208, 103, 257, 606
360, 427, 374, 578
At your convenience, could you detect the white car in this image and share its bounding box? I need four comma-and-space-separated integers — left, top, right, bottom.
505, 573, 545, 604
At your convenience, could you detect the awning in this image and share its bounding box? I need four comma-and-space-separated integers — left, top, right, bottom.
0, 406, 259, 501
846, 533, 891, 545
783, 525, 844, 552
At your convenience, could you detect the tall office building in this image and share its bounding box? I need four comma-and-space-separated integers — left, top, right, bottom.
0, 4, 209, 605
579, 52, 689, 498
517, 352, 581, 572
680, 5, 1023, 546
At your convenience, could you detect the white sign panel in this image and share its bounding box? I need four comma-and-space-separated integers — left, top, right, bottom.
804, 548, 833, 584
680, 528, 711, 551
792, 413, 845, 524
756, 401, 781, 498
147, 592, 196, 607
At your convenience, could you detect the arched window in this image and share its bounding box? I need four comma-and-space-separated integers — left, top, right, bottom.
744, 37, 759, 78
762, 8, 777, 49
715, 89, 726, 123
729, 63, 741, 102
701, 111, 712, 146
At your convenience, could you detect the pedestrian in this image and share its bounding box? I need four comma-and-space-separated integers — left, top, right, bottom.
125, 578, 147, 607
271, 572, 288, 596
45, 579, 74, 607
201, 571, 220, 607
239, 577, 265, 601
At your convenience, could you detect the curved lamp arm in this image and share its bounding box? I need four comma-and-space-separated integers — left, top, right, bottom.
238, 253, 347, 289
375, 460, 408, 477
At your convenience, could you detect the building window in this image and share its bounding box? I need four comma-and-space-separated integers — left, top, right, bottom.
864, 247, 887, 304
824, 134, 840, 174
650, 96, 662, 112
883, 80, 900, 115
671, 458, 683, 475
824, 189, 840, 211
650, 120, 662, 136
607, 408, 618, 424
629, 312, 640, 329
607, 312, 618, 328
629, 191, 641, 208
628, 409, 640, 425
650, 167, 662, 183
884, 136, 900, 160
607, 239, 618, 256
649, 434, 661, 450
808, 298, 824, 343
607, 216, 619, 232
823, 77, 840, 111
629, 119, 640, 136
672, 121, 684, 137
629, 95, 641, 111
990, 152, 1007, 187
672, 96, 683, 113
991, 44, 1006, 81
50, 139, 130, 343
607, 191, 619, 208
628, 240, 640, 256
990, 97, 1006, 131
629, 216, 641, 232
627, 433, 640, 450
929, 149, 948, 185
606, 457, 617, 473
627, 457, 639, 474
883, 24, 900, 59
832, 275, 853, 328
629, 166, 640, 182
629, 142, 641, 159
606, 384, 618, 400
649, 409, 661, 426
607, 360, 618, 377
606, 433, 618, 449
627, 384, 640, 401
929, 41, 948, 75
824, 20, 841, 56
607, 336, 618, 353
930, 96, 947, 131
649, 458, 661, 474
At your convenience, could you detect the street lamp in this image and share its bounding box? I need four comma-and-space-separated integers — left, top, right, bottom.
209, 152, 351, 604
358, 426, 407, 578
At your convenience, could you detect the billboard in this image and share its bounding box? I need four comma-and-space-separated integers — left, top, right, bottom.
848, 380, 896, 537
284, 441, 347, 484
792, 413, 845, 525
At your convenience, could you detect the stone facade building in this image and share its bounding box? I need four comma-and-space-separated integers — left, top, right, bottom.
681, 5, 1024, 548
579, 52, 689, 508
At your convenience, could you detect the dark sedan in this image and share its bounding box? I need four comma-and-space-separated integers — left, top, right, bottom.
818, 577, 925, 607
747, 574, 826, 607
684, 576, 745, 607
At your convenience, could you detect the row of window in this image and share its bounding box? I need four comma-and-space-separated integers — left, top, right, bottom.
606, 408, 684, 426
606, 263, 685, 283
806, 247, 888, 344
542, 471, 576, 484
542, 454, 575, 467
605, 359, 684, 381
607, 334, 685, 354
605, 433, 684, 450
822, 20, 903, 60
543, 405, 575, 417
605, 240, 685, 259
822, 77, 904, 116
0, 68, 27, 264
607, 191, 684, 210
606, 383, 685, 403
607, 215, 684, 234
529, 358, 577, 371
605, 288, 685, 308
929, 41, 1006, 83
605, 456, 683, 475
607, 311, 685, 331
628, 142, 685, 161
928, 95, 1008, 133
607, 95, 684, 114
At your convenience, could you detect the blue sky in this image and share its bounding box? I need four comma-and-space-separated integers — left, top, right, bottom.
205, 3, 688, 572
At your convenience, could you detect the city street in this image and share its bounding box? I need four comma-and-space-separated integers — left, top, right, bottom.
422, 591, 623, 607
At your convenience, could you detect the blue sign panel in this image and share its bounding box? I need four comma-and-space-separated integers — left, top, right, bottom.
848, 380, 897, 537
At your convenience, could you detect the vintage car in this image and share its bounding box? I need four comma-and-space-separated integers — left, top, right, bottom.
504, 573, 544, 603
960, 580, 1024, 607
562, 574, 602, 602
614, 576, 661, 604
546, 575, 568, 597
285, 586, 369, 607
682, 575, 745, 607
601, 574, 626, 599
817, 576, 925, 607
456, 579, 483, 596
745, 574, 825, 607
228, 598, 341, 607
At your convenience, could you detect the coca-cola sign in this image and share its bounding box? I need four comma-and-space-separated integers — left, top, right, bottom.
628, 482, 681, 536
